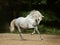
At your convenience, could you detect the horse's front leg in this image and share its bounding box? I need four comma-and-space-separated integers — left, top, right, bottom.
31, 29, 36, 35
35, 26, 43, 40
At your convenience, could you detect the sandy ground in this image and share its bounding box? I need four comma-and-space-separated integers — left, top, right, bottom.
0, 33, 60, 45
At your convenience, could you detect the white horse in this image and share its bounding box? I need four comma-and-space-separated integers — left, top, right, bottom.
9, 10, 44, 40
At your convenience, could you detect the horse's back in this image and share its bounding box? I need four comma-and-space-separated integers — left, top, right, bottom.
15, 17, 28, 28
15, 17, 25, 23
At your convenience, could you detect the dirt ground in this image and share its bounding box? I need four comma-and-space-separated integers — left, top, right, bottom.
0, 33, 60, 45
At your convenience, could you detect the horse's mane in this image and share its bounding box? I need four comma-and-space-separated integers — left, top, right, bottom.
26, 10, 36, 17
26, 10, 44, 18
29, 10, 37, 15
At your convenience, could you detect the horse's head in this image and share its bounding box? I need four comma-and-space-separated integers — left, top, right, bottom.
27, 10, 44, 25
30, 10, 44, 25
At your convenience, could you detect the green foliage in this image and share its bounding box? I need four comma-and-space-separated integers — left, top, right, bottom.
41, 0, 47, 4
20, 11, 30, 17
38, 25, 60, 34
40, 10, 57, 21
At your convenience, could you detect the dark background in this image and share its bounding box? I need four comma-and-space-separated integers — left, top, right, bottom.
0, 0, 60, 34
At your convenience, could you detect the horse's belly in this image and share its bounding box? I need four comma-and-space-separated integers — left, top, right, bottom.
28, 24, 34, 28
20, 23, 28, 29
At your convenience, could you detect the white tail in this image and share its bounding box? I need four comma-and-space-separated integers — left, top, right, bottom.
9, 19, 16, 32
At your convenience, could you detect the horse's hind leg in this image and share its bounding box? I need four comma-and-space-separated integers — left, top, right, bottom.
17, 25, 24, 40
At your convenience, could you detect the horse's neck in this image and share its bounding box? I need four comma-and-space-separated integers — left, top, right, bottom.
26, 14, 32, 18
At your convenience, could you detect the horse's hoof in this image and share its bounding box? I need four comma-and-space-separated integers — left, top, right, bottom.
31, 33, 35, 35
39, 38, 43, 40
40, 38, 43, 40
21, 39, 27, 41
31, 34, 33, 35
41, 38, 43, 40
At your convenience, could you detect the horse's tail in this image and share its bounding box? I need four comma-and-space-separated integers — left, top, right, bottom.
9, 19, 16, 32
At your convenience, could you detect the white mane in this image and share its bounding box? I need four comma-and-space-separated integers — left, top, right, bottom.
27, 10, 44, 18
